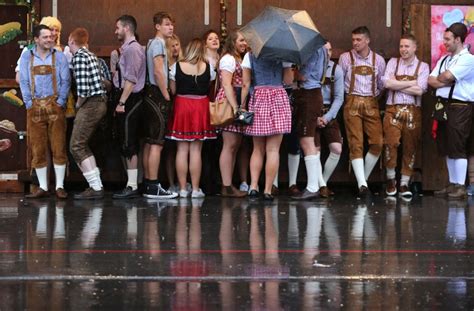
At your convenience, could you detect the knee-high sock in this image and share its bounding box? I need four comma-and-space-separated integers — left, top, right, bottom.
36, 167, 48, 191
288, 153, 300, 187
323, 152, 340, 183
386, 168, 396, 180
447, 157, 456, 184
317, 157, 326, 187
54, 164, 66, 190
83, 170, 102, 191
305, 154, 321, 192
126, 169, 138, 190
453, 158, 467, 185
400, 175, 411, 186
364, 152, 380, 180
94, 167, 103, 188
351, 158, 367, 188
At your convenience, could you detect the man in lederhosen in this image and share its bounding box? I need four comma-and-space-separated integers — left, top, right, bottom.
317, 41, 344, 198
382, 34, 429, 199
429, 23, 474, 199
339, 26, 386, 196
111, 15, 146, 199
19, 25, 71, 199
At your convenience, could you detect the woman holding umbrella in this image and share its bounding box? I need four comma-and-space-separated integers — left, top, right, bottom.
240, 52, 294, 200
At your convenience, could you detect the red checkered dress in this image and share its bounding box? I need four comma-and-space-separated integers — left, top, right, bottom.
215, 59, 245, 134
244, 86, 292, 136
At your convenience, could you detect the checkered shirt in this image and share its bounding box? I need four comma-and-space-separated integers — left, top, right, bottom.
72, 47, 106, 98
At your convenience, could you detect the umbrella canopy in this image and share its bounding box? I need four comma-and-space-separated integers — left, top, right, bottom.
240, 6, 326, 64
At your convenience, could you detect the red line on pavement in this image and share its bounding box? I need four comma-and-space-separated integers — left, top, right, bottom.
0, 249, 473, 254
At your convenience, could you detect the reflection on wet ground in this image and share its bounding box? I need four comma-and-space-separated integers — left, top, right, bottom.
0, 193, 473, 309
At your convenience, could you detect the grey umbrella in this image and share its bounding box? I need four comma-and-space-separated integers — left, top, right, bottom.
240, 6, 326, 64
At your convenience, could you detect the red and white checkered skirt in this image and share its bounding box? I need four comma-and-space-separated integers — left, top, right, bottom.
214, 87, 246, 134
245, 86, 292, 136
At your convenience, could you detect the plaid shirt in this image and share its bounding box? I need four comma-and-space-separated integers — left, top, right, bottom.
72, 47, 106, 98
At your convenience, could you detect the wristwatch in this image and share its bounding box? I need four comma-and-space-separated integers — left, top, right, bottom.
118, 101, 125, 106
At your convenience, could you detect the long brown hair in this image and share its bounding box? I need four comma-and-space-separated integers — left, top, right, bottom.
182, 38, 206, 65
220, 30, 245, 61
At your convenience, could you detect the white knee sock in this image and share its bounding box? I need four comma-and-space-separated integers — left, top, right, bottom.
454, 158, 467, 185
317, 157, 326, 187
288, 153, 300, 187
36, 167, 48, 191
386, 167, 396, 180
351, 158, 367, 188
126, 169, 138, 190
305, 154, 321, 192
94, 167, 103, 188
323, 152, 340, 183
447, 157, 456, 184
54, 164, 66, 190
400, 175, 410, 186
83, 170, 102, 191
364, 152, 380, 180
273, 171, 279, 188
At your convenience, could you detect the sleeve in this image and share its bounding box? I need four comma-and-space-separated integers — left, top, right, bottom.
430, 56, 445, 77
282, 62, 293, 68
72, 53, 87, 97
338, 52, 350, 78
417, 62, 430, 94
323, 64, 344, 121
18, 50, 32, 109
241, 52, 251, 69
219, 54, 236, 73
57, 53, 71, 106
151, 39, 166, 58
450, 55, 474, 81
382, 58, 396, 83
110, 50, 119, 72
15, 47, 28, 73
376, 55, 386, 92
210, 63, 217, 81
99, 58, 112, 81
169, 63, 176, 81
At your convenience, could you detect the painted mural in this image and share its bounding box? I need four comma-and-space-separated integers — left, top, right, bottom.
431, 5, 474, 69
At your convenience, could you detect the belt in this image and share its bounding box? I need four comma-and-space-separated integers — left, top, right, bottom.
437, 96, 473, 105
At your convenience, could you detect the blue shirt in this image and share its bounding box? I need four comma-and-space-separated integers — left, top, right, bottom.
19, 47, 71, 109
299, 47, 326, 90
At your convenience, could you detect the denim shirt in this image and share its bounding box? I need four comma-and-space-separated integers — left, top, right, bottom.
299, 46, 326, 90
250, 53, 284, 87
19, 47, 71, 109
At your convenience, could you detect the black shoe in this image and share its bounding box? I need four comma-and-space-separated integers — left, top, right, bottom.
291, 188, 319, 200
74, 188, 104, 200
263, 193, 274, 201
248, 189, 260, 198
358, 185, 370, 197
112, 186, 140, 199
143, 183, 178, 199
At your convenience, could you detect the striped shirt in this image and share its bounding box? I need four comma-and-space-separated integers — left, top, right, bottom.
338, 49, 386, 96
382, 56, 429, 107
71, 47, 105, 98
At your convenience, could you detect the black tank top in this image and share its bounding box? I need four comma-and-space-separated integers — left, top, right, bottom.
175, 62, 211, 96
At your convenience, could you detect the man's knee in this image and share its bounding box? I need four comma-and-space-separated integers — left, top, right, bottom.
369, 143, 383, 156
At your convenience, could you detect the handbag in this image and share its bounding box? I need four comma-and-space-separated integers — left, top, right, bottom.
234, 108, 254, 126
209, 71, 236, 126
432, 98, 447, 121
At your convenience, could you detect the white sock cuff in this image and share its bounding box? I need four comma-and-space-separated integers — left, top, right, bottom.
304, 154, 320, 161
328, 152, 340, 160
386, 168, 396, 179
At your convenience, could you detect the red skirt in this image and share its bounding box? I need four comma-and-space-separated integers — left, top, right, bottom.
167, 95, 217, 141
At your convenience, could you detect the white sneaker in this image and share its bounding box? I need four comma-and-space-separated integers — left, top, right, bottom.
186, 182, 192, 192
169, 183, 179, 193
191, 188, 206, 198
179, 189, 189, 198
239, 182, 249, 192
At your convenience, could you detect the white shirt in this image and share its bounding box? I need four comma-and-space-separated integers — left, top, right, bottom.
219, 54, 237, 73
241, 52, 292, 69
430, 48, 474, 102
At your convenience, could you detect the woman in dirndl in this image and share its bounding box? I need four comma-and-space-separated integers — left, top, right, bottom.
241, 52, 293, 200
215, 30, 249, 197
166, 39, 217, 198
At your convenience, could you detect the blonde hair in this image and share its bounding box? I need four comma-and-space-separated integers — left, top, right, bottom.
40, 16, 62, 46
166, 34, 183, 66
182, 38, 206, 65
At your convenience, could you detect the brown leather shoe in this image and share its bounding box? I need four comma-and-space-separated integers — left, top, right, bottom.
291, 188, 319, 200
271, 185, 279, 196
288, 184, 301, 196
448, 184, 467, 199
25, 188, 50, 199
74, 188, 104, 200
319, 186, 331, 198
434, 183, 455, 196
358, 185, 370, 197
221, 185, 247, 198
386, 179, 397, 196
399, 185, 412, 197
55, 188, 68, 199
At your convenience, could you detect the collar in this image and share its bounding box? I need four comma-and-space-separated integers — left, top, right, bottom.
33, 46, 55, 58
400, 55, 418, 66
352, 49, 372, 60
121, 36, 137, 49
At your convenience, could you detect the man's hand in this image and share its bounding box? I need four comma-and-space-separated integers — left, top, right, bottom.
115, 104, 125, 114
317, 116, 328, 128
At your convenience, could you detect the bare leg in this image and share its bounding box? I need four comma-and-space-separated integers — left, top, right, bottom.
189, 141, 203, 191
250, 137, 266, 191
264, 135, 283, 194
176, 142, 190, 190
219, 132, 242, 186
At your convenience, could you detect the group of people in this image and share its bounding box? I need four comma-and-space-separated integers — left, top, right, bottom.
17, 12, 474, 202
